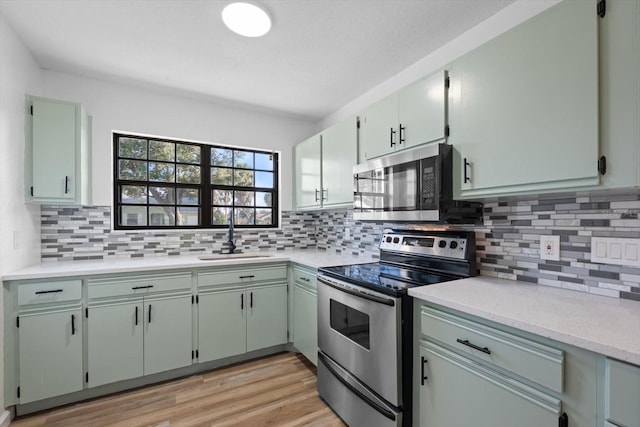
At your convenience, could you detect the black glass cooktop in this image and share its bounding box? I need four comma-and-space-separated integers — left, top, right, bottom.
318, 262, 459, 297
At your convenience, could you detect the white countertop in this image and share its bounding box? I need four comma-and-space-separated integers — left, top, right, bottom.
409, 276, 640, 365
2, 249, 376, 281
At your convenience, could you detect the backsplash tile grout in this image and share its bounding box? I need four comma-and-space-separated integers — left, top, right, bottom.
41, 189, 640, 301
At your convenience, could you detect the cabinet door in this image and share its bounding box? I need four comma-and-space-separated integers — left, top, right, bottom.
398, 70, 448, 149
87, 301, 143, 388
144, 296, 192, 375
321, 116, 358, 208
418, 341, 561, 427
18, 309, 83, 403
294, 134, 322, 209
359, 93, 398, 161
293, 285, 317, 365
450, 0, 599, 197
198, 289, 247, 362
31, 97, 77, 201
247, 285, 288, 352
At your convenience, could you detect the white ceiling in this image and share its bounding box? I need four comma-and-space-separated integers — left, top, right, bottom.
0, 0, 515, 121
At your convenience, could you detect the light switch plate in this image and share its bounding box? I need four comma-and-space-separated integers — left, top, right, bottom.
591, 237, 640, 266
540, 235, 560, 261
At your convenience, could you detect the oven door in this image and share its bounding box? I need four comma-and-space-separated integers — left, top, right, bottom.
317, 274, 402, 406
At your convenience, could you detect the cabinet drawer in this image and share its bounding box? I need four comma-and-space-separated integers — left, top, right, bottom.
292, 266, 317, 289
18, 280, 82, 306
606, 358, 640, 427
88, 272, 191, 299
198, 264, 287, 288
420, 306, 564, 393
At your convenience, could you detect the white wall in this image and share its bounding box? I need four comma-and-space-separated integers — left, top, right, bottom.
0, 13, 44, 413
319, 0, 562, 129
42, 71, 316, 212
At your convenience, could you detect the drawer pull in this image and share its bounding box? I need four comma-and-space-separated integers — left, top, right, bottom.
457, 338, 491, 355
132, 285, 154, 290
239, 275, 255, 279
35, 289, 63, 295
300, 277, 310, 282
421, 356, 428, 385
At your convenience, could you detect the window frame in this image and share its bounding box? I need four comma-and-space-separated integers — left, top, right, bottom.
113, 133, 279, 230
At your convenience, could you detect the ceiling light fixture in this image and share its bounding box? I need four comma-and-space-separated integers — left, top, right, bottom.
222, 2, 272, 38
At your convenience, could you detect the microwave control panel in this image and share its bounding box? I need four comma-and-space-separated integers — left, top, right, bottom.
421, 156, 439, 209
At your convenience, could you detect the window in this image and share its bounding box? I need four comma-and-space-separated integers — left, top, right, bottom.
113, 133, 278, 230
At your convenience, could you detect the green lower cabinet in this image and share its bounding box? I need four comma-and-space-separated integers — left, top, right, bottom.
198, 289, 247, 362
18, 308, 83, 403
143, 296, 193, 375
246, 285, 288, 352
87, 301, 144, 388
605, 358, 640, 427
198, 284, 287, 363
292, 284, 317, 365
418, 340, 561, 427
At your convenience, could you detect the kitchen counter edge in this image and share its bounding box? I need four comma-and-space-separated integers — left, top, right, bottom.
409, 276, 640, 366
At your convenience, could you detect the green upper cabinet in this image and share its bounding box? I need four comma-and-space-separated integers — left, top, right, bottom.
359, 70, 448, 162
26, 95, 92, 205
294, 116, 358, 210
450, 0, 600, 198
599, 0, 640, 189
294, 133, 322, 210
320, 116, 358, 208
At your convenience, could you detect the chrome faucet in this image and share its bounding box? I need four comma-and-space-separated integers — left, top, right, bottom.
227, 212, 237, 254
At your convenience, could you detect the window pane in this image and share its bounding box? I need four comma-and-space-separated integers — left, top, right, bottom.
255, 171, 273, 188
119, 160, 147, 180
177, 164, 201, 184
119, 138, 147, 159
256, 192, 272, 207
149, 162, 175, 182
121, 206, 147, 226
149, 140, 175, 161
256, 208, 272, 225
234, 170, 253, 187
177, 207, 200, 226
255, 152, 274, 171
234, 150, 254, 169
149, 206, 175, 226
148, 186, 175, 204
121, 185, 147, 204
212, 207, 232, 225
177, 144, 201, 164
213, 190, 233, 206
211, 167, 233, 185
177, 188, 199, 205
235, 208, 255, 225
234, 191, 254, 207
211, 148, 233, 166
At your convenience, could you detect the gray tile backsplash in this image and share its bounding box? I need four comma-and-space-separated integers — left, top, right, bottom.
41, 189, 640, 301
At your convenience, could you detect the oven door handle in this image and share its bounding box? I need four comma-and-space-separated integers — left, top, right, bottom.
319, 277, 395, 306
318, 352, 397, 421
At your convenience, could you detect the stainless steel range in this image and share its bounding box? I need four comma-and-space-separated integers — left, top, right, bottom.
317, 228, 477, 427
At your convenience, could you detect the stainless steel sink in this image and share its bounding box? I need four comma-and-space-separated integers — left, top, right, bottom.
197, 253, 272, 261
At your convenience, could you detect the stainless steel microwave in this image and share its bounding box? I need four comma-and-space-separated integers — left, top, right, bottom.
353, 144, 483, 223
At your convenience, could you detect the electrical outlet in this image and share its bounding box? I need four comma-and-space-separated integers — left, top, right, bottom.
540, 235, 560, 261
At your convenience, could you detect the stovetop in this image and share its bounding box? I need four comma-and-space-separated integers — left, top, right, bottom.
318, 229, 477, 297
318, 262, 460, 297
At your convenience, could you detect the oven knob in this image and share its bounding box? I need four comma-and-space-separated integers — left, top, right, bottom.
386, 236, 392, 243
393, 237, 400, 244
450, 241, 458, 249
438, 240, 447, 248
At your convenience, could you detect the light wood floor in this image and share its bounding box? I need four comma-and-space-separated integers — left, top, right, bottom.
11, 352, 346, 427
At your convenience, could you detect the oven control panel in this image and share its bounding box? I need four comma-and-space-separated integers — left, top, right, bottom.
379, 233, 468, 260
